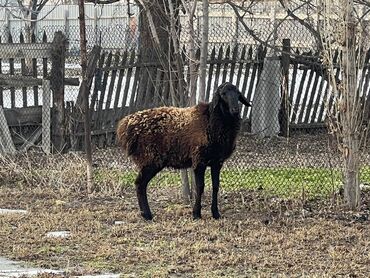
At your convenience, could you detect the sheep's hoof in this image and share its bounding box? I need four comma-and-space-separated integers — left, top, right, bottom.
192, 211, 202, 220
141, 212, 153, 221
212, 211, 221, 219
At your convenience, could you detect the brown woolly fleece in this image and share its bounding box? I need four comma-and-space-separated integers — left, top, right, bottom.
116, 103, 210, 169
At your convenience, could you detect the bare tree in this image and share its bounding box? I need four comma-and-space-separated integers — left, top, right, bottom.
199, 0, 209, 102
1, 0, 54, 42
321, 0, 369, 209
78, 0, 93, 194
135, 0, 197, 203
228, 0, 369, 209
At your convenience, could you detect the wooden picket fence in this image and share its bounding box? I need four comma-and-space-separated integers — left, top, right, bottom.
289, 48, 370, 128
81, 42, 370, 149
0, 31, 78, 153
81, 45, 266, 148
1, 31, 369, 151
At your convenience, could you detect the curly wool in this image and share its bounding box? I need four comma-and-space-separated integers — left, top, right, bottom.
117, 103, 210, 169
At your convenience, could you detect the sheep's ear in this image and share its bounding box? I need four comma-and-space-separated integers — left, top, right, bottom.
238, 91, 252, 106
212, 92, 221, 110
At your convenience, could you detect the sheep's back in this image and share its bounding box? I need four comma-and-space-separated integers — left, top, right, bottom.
117, 105, 209, 168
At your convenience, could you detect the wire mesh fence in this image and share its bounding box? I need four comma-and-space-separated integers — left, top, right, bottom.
0, 2, 369, 203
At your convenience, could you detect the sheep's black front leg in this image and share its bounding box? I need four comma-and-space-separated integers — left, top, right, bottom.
135, 166, 161, 220
193, 165, 206, 219
211, 162, 223, 219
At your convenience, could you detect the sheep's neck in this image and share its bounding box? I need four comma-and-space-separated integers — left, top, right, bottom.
208, 107, 240, 149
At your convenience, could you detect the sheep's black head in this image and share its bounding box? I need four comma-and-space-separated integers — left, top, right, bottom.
212, 82, 251, 117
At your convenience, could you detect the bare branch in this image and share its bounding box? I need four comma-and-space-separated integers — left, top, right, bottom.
85, 0, 120, 4
278, 0, 323, 50
137, 0, 160, 45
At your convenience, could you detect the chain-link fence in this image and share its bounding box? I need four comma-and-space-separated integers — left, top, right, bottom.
0, 2, 369, 203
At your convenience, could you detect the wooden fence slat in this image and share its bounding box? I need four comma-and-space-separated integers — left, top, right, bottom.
96, 51, 113, 130
316, 73, 331, 123
279, 38, 291, 137
235, 45, 247, 88
297, 58, 315, 123
113, 50, 128, 113
42, 31, 48, 77
135, 65, 150, 109
9, 69, 15, 108
243, 46, 262, 119
228, 45, 238, 83
8, 33, 15, 108
129, 59, 142, 113
90, 52, 106, 112
0, 36, 3, 107
304, 63, 321, 123
101, 51, 122, 145
105, 51, 120, 114
327, 50, 342, 117
20, 32, 27, 107
291, 51, 309, 123
143, 65, 157, 108
120, 49, 136, 118
309, 66, 326, 123
33, 32, 40, 106
42, 80, 51, 154
111, 50, 128, 130
289, 50, 299, 122
205, 46, 216, 101
221, 45, 231, 83
0, 106, 16, 155
317, 49, 339, 122
162, 73, 171, 107
360, 49, 370, 98
241, 46, 253, 96
212, 46, 224, 95
153, 67, 164, 108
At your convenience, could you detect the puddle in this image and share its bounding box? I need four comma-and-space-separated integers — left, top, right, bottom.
0, 257, 62, 277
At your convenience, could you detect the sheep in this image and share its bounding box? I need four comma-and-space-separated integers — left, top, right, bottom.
116, 82, 251, 220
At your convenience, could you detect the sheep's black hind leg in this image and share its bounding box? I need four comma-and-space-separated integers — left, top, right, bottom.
193, 165, 206, 219
211, 163, 223, 219
135, 166, 161, 220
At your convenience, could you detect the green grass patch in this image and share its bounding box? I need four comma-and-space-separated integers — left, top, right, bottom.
94, 166, 370, 199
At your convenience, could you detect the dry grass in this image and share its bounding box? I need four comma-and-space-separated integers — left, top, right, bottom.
0, 152, 370, 277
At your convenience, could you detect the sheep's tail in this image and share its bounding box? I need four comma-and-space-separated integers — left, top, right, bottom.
116, 117, 138, 156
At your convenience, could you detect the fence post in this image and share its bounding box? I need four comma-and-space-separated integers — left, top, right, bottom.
64, 9, 70, 39
279, 38, 291, 137
50, 31, 67, 152
5, 9, 10, 42
251, 57, 281, 137
94, 8, 98, 44
42, 80, 51, 154
0, 106, 16, 155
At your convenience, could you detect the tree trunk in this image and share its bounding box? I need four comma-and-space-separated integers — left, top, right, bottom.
78, 0, 93, 194
50, 31, 67, 152
181, 1, 199, 202
199, 0, 208, 102
341, 0, 360, 210
343, 134, 360, 209
137, 1, 193, 202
